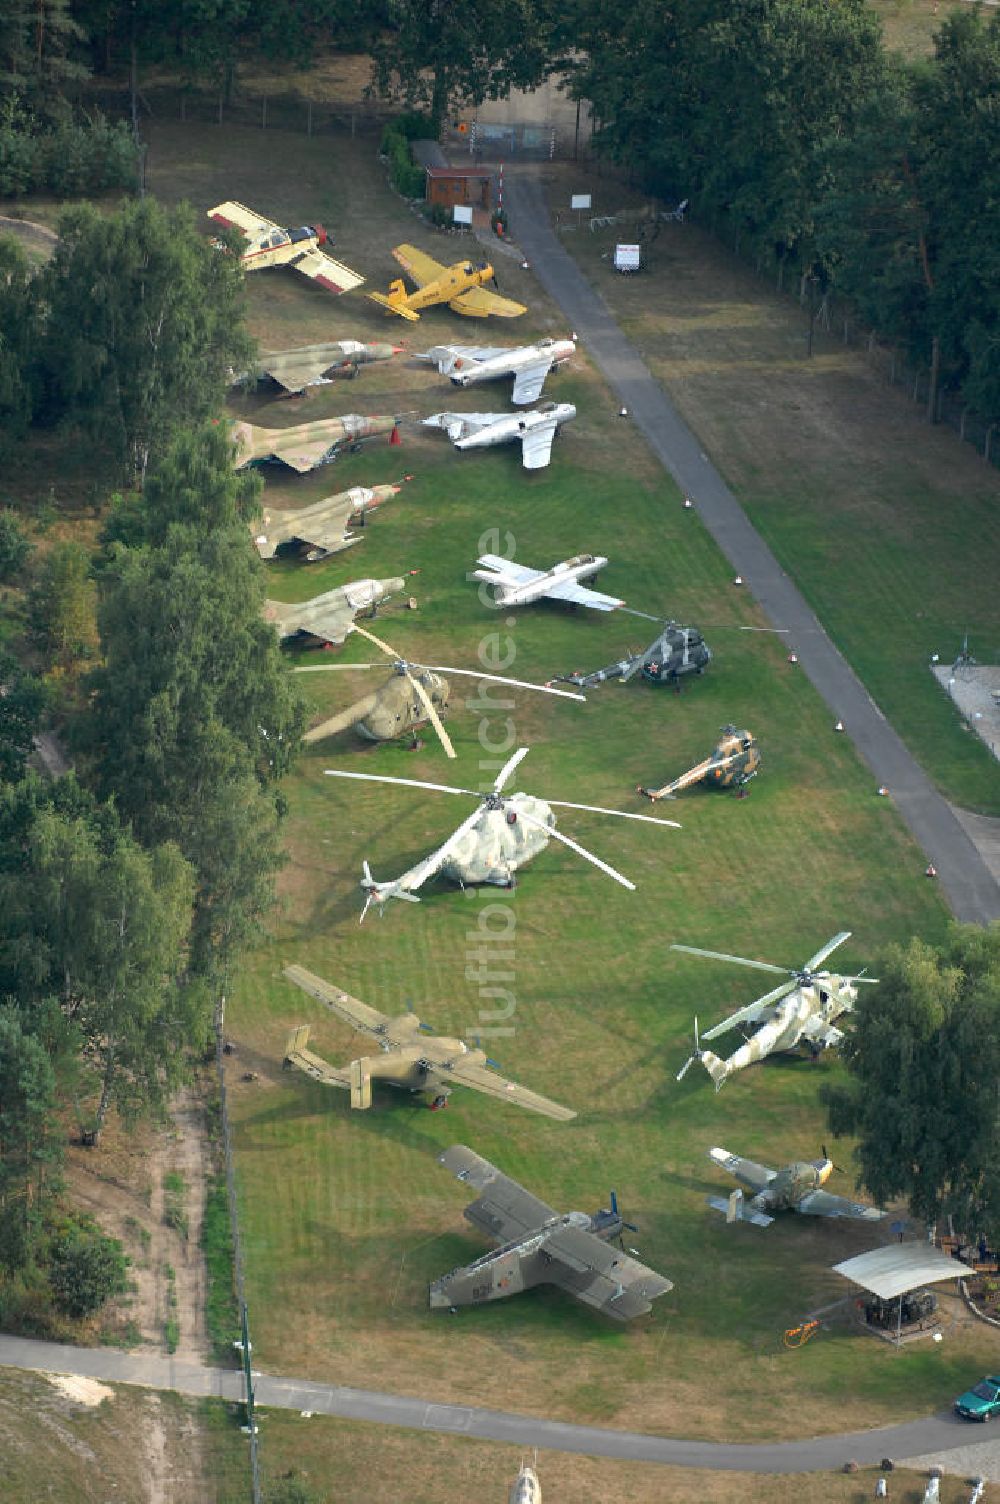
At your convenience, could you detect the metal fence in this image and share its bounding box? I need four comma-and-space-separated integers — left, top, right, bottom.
88, 80, 392, 141
214, 996, 262, 1504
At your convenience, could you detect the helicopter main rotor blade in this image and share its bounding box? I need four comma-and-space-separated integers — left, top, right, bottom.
325, 770, 479, 798
424, 667, 586, 702
293, 663, 379, 673
842, 974, 880, 986
405, 667, 457, 760
516, 807, 635, 890
494, 746, 530, 793
617, 654, 649, 684
802, 932, 852, 973
545, 798, 681, 828
304, 693, 381, 743
700, 980, 797, 1040
349, 621, 403, 659
670, 943, 789, 977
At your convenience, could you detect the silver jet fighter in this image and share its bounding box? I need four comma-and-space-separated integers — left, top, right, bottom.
246, 341, 405, 395
509, 1463, 542, 1504
706, 1145, 887, 1226
429, 1145, 673, 1321
674, 932, 879, 1091
265, 576, 407, 646
473, 553, 623, 612
416, 337, 576, 405
423, 402, 576, 470
252, 481, 408, 561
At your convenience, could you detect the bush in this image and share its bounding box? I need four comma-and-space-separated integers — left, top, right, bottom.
380, 125, 425, 200
426, 202, 451, 229
0, 130, 39, 196
49, 1216, 129, 1319
0, 114, 137, 200
0, 508, 32, 580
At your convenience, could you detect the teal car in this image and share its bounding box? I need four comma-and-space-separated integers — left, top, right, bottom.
955, 1376, 1000, 1421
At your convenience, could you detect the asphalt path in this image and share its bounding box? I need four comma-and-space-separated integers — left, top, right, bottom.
504, 173, 1000, 927
0, 1332, 983, 1473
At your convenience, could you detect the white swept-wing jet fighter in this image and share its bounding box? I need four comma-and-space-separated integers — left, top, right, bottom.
423, 402, 576, 470
416, 337, 576, 404
473, 553, 624, 612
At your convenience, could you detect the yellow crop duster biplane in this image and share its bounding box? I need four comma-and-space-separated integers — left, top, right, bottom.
369, 244, 527, 322
208, 201, 364, 297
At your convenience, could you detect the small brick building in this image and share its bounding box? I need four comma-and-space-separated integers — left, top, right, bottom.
424, 166, 494, 211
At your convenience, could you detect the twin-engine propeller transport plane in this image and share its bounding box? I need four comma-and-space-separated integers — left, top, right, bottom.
231, 415, 399, 473
369, 245, 527, 321
242, 341, 405, 395
416, 337, 576, 404
323, 746, 680, 918
281, 964, 575, 1118
423, 403, 576, 470
265, 577, 410, 647
252, 482, 409, 561
473, 553, 624, 612
705, 1145, 888, 1226
674, 932, 878, 1090
208, 201, 364, 295
429, 1145, 673, 1321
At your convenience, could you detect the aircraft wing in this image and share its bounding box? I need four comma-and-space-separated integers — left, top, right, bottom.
795, 1188, 887, 1221
708, 1146, 776, 1195
298, 598, 357, 645
438, 1145, 558, 1242
292, 503, 355, 556
541, 1226, 673, 1320
287, 245, 365, 296
519, 416, 559, 471
444, 1059, 576, 1121
257, 346, 349, 393
476, 555, 542, 586
545, 578, 624, 612
392, 244, 448, 287
208, 200, 279, 237
511, 360, 553, 405
450, 286, 527, 319
282, 965, 391, 1037
283, 1025, 352, 1090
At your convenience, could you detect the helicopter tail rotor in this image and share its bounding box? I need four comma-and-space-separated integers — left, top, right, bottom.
359, 861, 421, 922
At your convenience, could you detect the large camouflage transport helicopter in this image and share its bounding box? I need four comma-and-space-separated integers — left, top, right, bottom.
638, 726, 760, 800
674, 932, 878, 1090
208, 201, 363, 295
416, 337, 576, 404
240, 341, 405, 395
429, 1145, 673, 1321
424, 403, 576, 470
324, 746, 679, 917
252, 482, 409, 562
231, 414, 400, 473
369, 245, 526, 321
705, 1145, 887, 1226
281, 964, 575, 1118
295, 623, 583, 756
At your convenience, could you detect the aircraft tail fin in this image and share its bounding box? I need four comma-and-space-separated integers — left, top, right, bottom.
700, 1049, 730, 1091
368, 280, 421, 321
284, 1024, 311, 1062
350, 1056, 373, 1110
706, 1191, 774, 1227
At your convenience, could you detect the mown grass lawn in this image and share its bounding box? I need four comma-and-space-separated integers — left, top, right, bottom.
131, 116, 994, 1444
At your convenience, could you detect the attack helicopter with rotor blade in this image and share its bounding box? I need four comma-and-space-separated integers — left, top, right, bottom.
295, 623, 584, 758
323, 745, 681, 919
550, 620, 790, 692
673, 931, 878, 1090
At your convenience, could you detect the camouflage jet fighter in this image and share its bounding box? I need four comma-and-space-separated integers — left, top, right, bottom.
296, 622, 583, 757
638, 726, 759, 800
208, 201, 363, 295
243, 341, 405, 395
369, 245, 526, 321
282, 963, 575, 1118
674, 932, 878, 1091
231, 415, 400, 473
252, 481, 410, 561
265, 576, 411, 647
430, 1145, 673, 1321
323, 745, 679, 917
424, 403, 576, 470
705, 1145, 887, 1227
473, 553, 623, 612
416, 337, 575, 404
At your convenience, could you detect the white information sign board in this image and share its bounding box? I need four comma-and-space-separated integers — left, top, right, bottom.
452, 204, 474, 225
571, 194, 592, 210
614, 243, 641, 272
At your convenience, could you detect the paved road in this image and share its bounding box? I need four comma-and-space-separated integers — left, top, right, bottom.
505, 173, 1000, 927
0, 1332, 988, 1474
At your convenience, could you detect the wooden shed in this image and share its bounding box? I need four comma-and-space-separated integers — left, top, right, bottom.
424, 167, 493, 211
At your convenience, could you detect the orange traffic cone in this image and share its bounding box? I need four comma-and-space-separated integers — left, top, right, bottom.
389, 425, 401, 446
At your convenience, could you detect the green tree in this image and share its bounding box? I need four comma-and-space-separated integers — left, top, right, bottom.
0, 236, 40, 452
823, 925, 1000, 1241
372, 0, 555, 130
0, 1007, 62, 1274
27, 540, 98, 667
48, 1215, 129, 1317
0, 507, 32, 580
38, 198, 254, 480
0, 651, 46, 784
